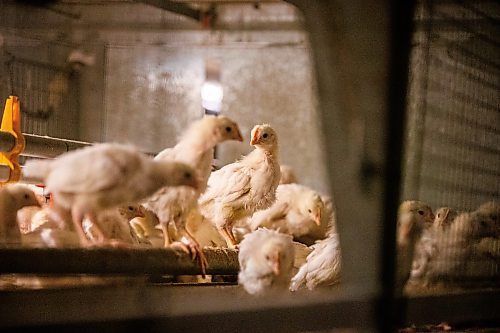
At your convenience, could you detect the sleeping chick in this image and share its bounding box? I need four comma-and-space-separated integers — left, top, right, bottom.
249, 184, 327, 245
238, 228, 294, 295
289, 231, 342, 291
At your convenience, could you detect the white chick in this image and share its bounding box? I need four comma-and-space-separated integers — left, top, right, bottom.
22, 143, 198, 247
128, 205, 164, 247
238, 228, 295, 295
409, 206, 457, 282
249, 184, 326, 245
396, 200, 434, 292
83, 205, 144, 246
0, 184, 41, 245
279, 164, 298, 184
433, 207, 459, 229
424, 202, 499, 282
144, 116, 242, 272
200, 124, 281, 248
289, 232, 341, 291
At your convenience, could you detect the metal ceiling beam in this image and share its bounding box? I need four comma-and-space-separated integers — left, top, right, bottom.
135, 0, 202, 21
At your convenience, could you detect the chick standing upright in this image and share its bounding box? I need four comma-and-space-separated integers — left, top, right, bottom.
238, 228, 295, 295
200, 124, 281, 248
0, 184, 41, 245
396, 200, 434, 292
144, 116, 243, 270
22, 143, 198, 246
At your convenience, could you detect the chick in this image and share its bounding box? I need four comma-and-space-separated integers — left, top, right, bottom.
396, 200, 434, 292
144, 116, 242, 272
289, 231, 341, 291
424, 203, 499, 282
128, 205, 164, 247
83, 205, 144, 246
0, 184, 41, 245
200, 124, 281, 248
238, 228, 295, 295
249, 184, 326, 245
22, 143, 198, 247
433, 207, 458, 229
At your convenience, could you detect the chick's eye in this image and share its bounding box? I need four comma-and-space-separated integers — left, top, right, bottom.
265, 255, 270, 260
417, 210, 425, 216
128, 206, 134, 211
225, 126, 232, 133
184, 172, 192, 179
308, 209, 312, 213
24, 194, 30, 200
262, 133, 268, 139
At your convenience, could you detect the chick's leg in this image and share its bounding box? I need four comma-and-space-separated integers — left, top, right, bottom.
170, 217, 208, 276
70, 208, 92, 247
218, 224, 238, 249
161, 223, 171, 247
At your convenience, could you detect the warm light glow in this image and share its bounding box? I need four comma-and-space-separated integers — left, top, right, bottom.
201, 81, 223, 113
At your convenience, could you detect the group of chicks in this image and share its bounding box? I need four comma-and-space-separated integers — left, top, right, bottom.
0, 115, 341, 294
397, 199, 499, 294
0, 114, 496, 296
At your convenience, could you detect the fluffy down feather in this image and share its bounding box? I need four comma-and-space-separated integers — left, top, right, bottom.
238, 228, 294, 295
200, 124, 281, 248
23, 143, 197, 246
289, 232, 341, 291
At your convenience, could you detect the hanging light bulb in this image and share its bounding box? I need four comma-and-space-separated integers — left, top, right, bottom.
201, 80, 223, 114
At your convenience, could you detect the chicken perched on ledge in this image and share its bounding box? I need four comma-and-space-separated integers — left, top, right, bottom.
144, 116, 243, 271
0, 184, 41, 245
22, 143, 198, 247
200, 124, 281, 248
396, 200, 434, 293
238, 228, 295, 295
249, 183, 326, 245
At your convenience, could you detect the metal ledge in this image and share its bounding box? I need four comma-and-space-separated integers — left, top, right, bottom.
0, 284, 498, 331
0, 247, 238, 276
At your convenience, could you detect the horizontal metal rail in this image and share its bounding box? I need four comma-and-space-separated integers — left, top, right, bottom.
0, 284, 498, 331
0, 247, 239, 276
0, 132, 92, 159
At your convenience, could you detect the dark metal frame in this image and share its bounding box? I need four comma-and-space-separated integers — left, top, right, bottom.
1, 0, 499, 331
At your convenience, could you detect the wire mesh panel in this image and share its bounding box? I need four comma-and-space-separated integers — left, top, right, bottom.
403, 0, 499, 290
7, 57, 80, 140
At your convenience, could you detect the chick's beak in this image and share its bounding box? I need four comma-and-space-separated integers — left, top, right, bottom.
250, 128, 261, 145
137, 207, 146, 218
314, 210, 322, 226
234, 128, 244, 142
426, 212, 435, 225
271, 252, 281, 276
